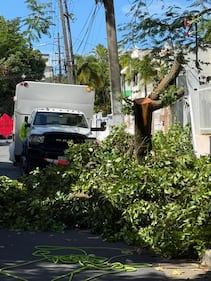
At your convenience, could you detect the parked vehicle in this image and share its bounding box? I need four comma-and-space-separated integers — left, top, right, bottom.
10, 81, 96, 173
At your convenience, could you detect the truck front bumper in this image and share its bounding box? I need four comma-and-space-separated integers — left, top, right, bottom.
27, 146, 69, 167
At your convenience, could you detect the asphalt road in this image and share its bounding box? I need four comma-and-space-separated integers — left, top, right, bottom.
0, 139, 21, 179
0, 140, 210, 280
0, 228, 170, 281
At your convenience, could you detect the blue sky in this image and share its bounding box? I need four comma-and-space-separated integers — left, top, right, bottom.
1, 0, 187, 73
1, 0, 131, 56
1, 0, 188, 55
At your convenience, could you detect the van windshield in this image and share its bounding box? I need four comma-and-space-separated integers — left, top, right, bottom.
34, 112, 88, 128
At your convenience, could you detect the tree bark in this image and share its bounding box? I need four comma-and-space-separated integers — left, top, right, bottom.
134, 98, 153, 162
150, 57, 183, 100
102, 0, 123, 122
134, 56, 185, 162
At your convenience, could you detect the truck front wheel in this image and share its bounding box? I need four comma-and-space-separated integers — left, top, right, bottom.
21, 155, 34, 174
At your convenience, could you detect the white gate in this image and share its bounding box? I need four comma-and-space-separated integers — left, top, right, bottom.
186, 66, 211, 156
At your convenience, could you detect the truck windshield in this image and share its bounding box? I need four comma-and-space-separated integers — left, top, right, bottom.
34, 112, 88, 128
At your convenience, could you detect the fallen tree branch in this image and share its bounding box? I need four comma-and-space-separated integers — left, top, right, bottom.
150, 54, 184, 100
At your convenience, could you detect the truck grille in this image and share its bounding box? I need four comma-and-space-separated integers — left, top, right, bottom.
43, 132, 87, 151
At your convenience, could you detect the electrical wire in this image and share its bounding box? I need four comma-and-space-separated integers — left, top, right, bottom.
74, 3, 101, 55
50, 0, 101, 59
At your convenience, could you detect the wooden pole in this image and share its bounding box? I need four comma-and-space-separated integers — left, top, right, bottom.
58, 0, 74, 84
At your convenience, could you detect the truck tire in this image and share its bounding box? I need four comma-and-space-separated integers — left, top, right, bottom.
21, 155, 33, 174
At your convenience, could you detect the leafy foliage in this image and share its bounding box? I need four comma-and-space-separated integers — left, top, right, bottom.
120, 0, 211, 52
23, 0, 53, 44
159, 85, 182, 106
76, 45, 111, 116
1, 124, 211, 259
0, 16, 46, 115
0, 1, 54, 115
119, 51, 159, 98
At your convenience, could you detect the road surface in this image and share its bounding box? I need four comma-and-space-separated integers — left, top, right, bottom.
0, 139, 20, 179
0, 139, 210, 280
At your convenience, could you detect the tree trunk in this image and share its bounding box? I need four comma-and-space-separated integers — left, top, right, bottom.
134, 98, 153, 162
134, 56, 184, 162
102, 0, 123, 123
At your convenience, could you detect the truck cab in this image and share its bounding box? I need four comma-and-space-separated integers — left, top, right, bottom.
22, 107, 95, 173
10, 81, 96, 171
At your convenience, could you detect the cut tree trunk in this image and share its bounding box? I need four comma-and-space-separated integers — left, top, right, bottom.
134, 98, 153, 162
134, 55, 184, 162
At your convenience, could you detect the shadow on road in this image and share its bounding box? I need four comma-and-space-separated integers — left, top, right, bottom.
0, 141, 21, 179
0, 161, 21, 180
0, 228, 210, 281
0, 229, 169, 281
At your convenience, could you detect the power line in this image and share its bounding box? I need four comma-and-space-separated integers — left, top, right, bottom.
49, 0, 105, 56
74, 4, 100, 54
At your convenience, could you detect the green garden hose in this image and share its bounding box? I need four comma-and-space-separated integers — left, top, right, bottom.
0, 245, 152, 280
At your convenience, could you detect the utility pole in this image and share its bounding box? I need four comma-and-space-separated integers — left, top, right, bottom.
58, 0, 75, 84
101, 0, 123, 124
57, 33, 62, 82
195, 22, 199, 69
64, 0, 75, 83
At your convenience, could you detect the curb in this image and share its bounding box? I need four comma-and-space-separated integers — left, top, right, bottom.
201, 249, 211, 269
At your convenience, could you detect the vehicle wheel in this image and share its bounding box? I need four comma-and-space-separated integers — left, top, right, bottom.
21, 155, 33, 174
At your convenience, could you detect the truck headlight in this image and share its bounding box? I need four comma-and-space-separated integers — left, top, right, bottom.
29, 135, 45, 145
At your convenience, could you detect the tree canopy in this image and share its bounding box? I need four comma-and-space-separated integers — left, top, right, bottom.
0, 16, 46, 115
76, 44, 111, 115
120, 0, 211, 52
0, 0, 55, 115
23, 0, 53, 45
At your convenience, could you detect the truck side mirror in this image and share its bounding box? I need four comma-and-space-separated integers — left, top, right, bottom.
24, 116, 30, 128
91, 121, 106, 131
101, 121, 106, 130
24, 116, 28, 123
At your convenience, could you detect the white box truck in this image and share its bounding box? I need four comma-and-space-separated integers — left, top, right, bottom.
11, 81, 96, 173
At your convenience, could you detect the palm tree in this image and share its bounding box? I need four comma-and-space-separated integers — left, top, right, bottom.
75, 46, 111, 115
96, 0, 123, 121
132, 54, 158, 97
93, 45, 111, 115
76, 55, 103, 88
119, 51, 132, 83
119, 51, 158, 97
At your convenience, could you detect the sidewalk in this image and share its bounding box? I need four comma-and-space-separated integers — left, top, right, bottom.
0, 228, 210, 280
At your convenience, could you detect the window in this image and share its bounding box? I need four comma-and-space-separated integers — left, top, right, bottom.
34, 112, 88, 128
